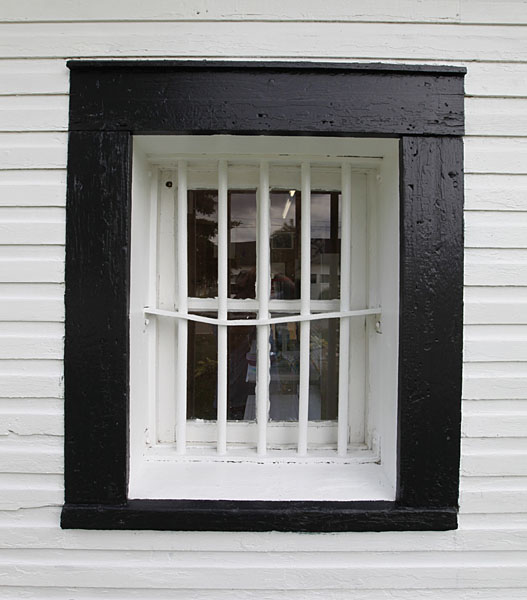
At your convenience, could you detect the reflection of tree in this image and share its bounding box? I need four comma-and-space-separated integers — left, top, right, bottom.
271, 219, 296, 249
189, 191, 241, 296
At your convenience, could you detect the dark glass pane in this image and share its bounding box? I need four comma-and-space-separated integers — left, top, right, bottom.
310, 318, 339, 420
311, 192, 341, 300
269, 316, 300, 421
229, 191, 257, 299
187, 314, 217, 420
228, 313, 257, 421
270, 191, 300, 299
188, 190, 218, 298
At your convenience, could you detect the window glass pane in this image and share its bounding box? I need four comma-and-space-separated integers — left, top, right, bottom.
188, 190, 218, 298
229, 191, 257, 299
269, 315, 300, 421
311, 192, 341, 300
228, 313, 257, 421
310, 318, 339, 420
270, 191, 300, 299
187, 314, 217, 420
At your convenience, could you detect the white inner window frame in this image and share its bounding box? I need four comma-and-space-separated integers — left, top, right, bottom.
129, 136, 399, 501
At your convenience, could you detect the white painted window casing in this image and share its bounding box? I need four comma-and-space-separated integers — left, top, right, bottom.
129, 135, 399, 501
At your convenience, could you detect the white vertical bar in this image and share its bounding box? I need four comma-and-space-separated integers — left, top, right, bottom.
156, 170, 177, 443
147, 168, 159, 446
217, 160, 228, 454
338, 162, 352, 456
298, 163, 311, 455
176, 160, 188, 454
257, 161, 270, 456
349, 173, 367, 444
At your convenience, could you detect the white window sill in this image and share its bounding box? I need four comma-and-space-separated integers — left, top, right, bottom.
129, 460, 395, 501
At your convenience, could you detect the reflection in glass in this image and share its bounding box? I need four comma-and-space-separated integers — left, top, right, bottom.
229, 191, 257, 299
311, 192, 341, 300
188, 191, 218, 298
228, 313, 257, 421
269, 316, 300, 421
187, 314, 218, 420
270, 191, 300, 299
310, 318, 339, 420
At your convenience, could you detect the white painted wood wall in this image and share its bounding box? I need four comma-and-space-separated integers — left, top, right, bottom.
1, 0, 527, 596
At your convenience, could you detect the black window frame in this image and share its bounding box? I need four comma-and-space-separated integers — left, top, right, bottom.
62, 61, 465, 532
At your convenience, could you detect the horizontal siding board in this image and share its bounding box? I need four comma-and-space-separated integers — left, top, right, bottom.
465, 212, 527, 249
0, 133, 67, 170
0, 298, 64, 321
0, 375, 63, 399
0, 96, 68, 132
462, 412, 527, 438
0, 261, 64, 283
0, 23, 525, 61
464, 287, 527, 324
0, 60, 68, 95
464, 138, 527, 175
1, 558, 527, 589
0, 224, 64, 246
1, 1, 527, 25
465, 97, 527, 136
0, 0, 462, 23
465, 175, 527, 212
0, 335, 62, 358
464, 62, 527, 97
0, 409, 63, 436
0, 170, 66, 207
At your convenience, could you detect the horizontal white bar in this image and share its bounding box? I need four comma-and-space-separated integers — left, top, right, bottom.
145, 307, 380, 326
186, 297, 340, 312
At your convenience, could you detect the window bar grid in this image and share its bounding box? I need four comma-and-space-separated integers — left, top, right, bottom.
175, 160, 188, 454
147, 168, 159, 446
256, 161, 270, 456
217, 160, 228, 454
338, 163, 352, 456
298, 162, 311, 456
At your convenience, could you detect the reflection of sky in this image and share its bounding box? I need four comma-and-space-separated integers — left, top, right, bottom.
192, 190, 341, 244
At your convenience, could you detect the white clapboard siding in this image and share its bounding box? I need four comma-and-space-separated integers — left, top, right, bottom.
464, 287, 527, 324
0, 1, 526, 598
465, 98, 527, 136
0, 60, 69, 96
0, 133, 67, 170
0, 23, 526, 61
2, 0, 527, 25
465, 249, 527, 286
465, 212, 527, 249
0, 400, 63, 436
1, 552, 527, 590
0, 170, 66, 207
0, 96, 68, 132
463, 362, 527, 400
465, 138, 527, 175
465, 174, 527, 212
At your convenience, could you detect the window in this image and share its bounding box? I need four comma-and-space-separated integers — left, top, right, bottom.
63, 61, 464, 531
129, 136, 399, 501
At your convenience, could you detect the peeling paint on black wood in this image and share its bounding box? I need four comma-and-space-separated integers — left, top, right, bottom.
61, 501, 457, 532
65, 131, 131, 504
68, 63, 465, 136
397, 136, 463, 508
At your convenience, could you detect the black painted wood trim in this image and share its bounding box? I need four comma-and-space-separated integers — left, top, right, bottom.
68, 63, 464, 136
63, 61, 464, 531
397, 136, 464, 508
64, 131, 132, 504
67, 60, 467, 75
61, 501, 457, 532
